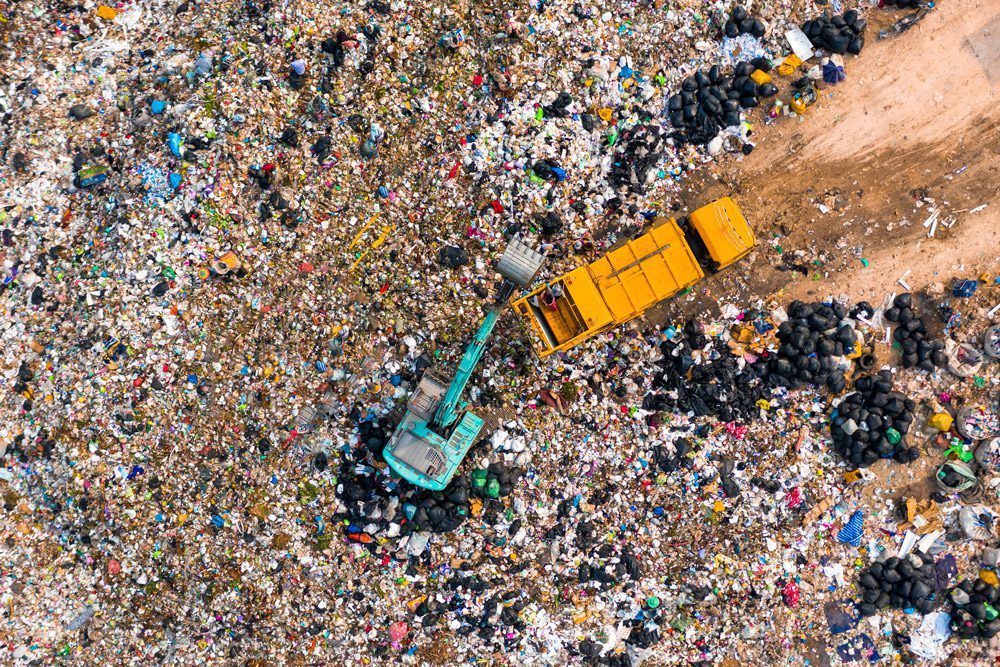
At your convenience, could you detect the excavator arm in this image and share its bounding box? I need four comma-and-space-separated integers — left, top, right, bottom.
433, 305, 503, 429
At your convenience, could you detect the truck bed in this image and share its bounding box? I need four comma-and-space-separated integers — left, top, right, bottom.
512, 217, 705, 357
588, 218, 704, 322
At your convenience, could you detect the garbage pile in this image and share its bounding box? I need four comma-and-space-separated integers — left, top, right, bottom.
885, 292, 947, 370
723, 6, 767, 39
646, 320, 769, 421
668, 60, 778, 145
0, 0, 997, 664
768, 300, 856, 392
336, 432, 524, 541
830, 371, 919, 466
947, 578, 1000, 639
801, 10, 867, 55
856, 553, 941, 616
607, 123, 671, 196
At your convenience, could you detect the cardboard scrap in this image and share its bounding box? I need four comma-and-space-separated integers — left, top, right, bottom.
802, 497, 835, 526
898, 497, 943, 535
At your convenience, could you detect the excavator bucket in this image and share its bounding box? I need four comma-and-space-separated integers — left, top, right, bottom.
496, 235, 545, 287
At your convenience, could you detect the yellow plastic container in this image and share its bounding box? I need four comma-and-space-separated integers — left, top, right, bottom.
928, 412, 954, 432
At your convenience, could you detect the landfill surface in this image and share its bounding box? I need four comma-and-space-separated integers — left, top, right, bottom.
1, 0, 998, 665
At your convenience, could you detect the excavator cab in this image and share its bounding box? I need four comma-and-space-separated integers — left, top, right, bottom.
384, 237, 545, 490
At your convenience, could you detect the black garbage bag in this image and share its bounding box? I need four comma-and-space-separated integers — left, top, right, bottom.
578, 640, 601, 657
69, 104, 94, 120
437, 245, 469, 268
426, 505, 446, 526
11, 152, 28, 173
311, 135, 332, 160
539, 211, 563, 236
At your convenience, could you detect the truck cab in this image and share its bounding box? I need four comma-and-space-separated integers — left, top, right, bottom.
686, 196, 756, 270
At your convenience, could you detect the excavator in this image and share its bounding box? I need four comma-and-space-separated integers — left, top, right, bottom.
382, 236, 546, 490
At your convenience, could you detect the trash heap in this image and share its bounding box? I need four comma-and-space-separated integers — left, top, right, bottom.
406, 476, 473, 534
667, 60, 778, 145
801, 10, 867, 55
652, 436, 695, 474
0, 0, 997, 663
607, 123, 671, 196
472, 461, 523, 501
646, 320, 770, 421
335, 449, 523, 540
830, 371, 919, 466
768, 300, 856, 392
856, 553, 941, 616
885, 292, 947, 370
723, 6, 766, 39
947, 578, 1000, 639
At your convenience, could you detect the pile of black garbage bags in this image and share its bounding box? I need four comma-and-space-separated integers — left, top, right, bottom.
768, 300, 854, 392
856, 553, 940, 616
645, 320, 769, 422
667, 60, 777, 145
884, 293, 946, 370
802, 10, 866, 55
948, 578, 1000, 639
407, 475, 474, 533
830, 371, 918, 467
723, 6, 766, 39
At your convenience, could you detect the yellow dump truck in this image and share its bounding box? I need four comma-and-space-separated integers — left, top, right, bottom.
512, 197, 755, 358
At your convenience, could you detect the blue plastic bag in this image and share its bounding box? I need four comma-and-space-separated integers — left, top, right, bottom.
168, 132, 184, 157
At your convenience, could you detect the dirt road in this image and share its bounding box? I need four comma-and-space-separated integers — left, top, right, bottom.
670, 0, 1000, 318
